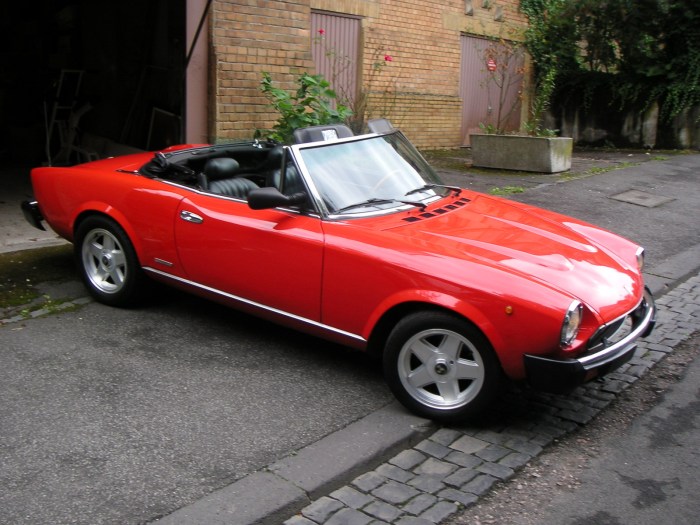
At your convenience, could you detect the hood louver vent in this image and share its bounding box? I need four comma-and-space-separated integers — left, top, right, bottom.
402, 197, 471, 223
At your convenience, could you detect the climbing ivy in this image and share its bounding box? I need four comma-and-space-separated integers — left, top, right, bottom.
520, 0, 700, 121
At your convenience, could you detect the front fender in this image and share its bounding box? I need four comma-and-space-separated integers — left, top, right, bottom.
363, 285, 574, 379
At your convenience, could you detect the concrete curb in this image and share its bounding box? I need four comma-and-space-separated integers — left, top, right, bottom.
153, 403, 435, 524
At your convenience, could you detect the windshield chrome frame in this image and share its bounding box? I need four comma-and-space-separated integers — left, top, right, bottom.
289, 130, 446, 220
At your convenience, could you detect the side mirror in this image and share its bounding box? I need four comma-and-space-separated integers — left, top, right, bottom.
248, 187, 307, 210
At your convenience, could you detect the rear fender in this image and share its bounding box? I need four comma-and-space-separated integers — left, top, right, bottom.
72, 202, 144, 263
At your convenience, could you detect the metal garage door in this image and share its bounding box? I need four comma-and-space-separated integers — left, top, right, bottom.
460, 34, 523, 146
311, 11, 361, 106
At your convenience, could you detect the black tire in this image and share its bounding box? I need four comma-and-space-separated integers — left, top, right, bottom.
383, 311, 502, 422
74, 215, 145, 307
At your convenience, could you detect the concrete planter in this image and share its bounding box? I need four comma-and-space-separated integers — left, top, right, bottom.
470, 134, 573, 173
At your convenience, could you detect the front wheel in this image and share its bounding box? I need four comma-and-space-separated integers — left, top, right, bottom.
383, 311, 502, 422
75, 215, 145, 307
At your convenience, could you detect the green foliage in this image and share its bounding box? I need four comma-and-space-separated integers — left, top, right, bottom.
478, 122, 499, 135
259, 72, 352, 143
489, 186, 526, 195
521, 0, 700, 121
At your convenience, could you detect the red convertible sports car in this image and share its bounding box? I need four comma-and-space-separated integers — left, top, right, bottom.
23, 120, 656, 421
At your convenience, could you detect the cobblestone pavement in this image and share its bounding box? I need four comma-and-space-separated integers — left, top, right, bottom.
283, 273, 700, 525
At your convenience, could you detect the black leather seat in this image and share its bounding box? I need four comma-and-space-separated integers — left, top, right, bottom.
259, 146, 285, 189
201, 157, 259, 199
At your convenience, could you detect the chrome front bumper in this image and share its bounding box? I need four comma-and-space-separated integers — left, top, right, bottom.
524, 288, 657, 394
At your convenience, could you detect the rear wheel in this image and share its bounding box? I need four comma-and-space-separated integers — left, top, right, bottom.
75, 216, 145, 307
383, 311, 502, 422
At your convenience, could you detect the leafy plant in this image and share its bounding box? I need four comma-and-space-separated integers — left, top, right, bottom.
489, 186, 526, 195
258, 72, 352, 143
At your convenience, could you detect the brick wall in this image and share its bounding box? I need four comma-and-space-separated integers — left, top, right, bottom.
209, 0, 527, 149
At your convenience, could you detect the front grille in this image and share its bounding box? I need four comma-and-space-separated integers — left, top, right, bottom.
585, 298, 646, 355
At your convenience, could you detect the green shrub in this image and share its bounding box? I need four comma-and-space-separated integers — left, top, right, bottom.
259, 72, 352, 143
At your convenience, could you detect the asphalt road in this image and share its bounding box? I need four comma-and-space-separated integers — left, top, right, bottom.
1, 283, 392, 524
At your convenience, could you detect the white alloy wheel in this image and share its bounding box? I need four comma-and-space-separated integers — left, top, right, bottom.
384, 311, 501, 422
82, 227, 128, 294
397, 328, 485, 410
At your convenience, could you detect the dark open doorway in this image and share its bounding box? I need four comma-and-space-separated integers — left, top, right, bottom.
1, 0, 186, 166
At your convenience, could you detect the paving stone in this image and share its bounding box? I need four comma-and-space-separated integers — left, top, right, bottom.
326, 508, 374, 525
430, 428, 463, 446
559, 406, 599, 424
402, 493, 438, 516
502, 438, 542, 456
437, 487, 479, 507
363, 500, 403, 522
413, 457, 458, 478
528, 431, 557, 447
330, 486, 374, 510
376, 463, 414, 483
599, 379, 632, 394
550, 398, 585, 411
284, 515, 318, 525
353, 472, 387, 492
390, 449, 427, 471
473, 429, 509, 444
475, 444, 510, 462
477, 461, 515, 480
407, 475, 446, 494
449, 435, 489, 454
499, 452, 532, 469
395, 517, 434, 525
443, 450, 483, 468
415, 439, 452, 459
462, 474, 498, 495
302, 496, 345, 522
372, 481, 421, 505
443, 467, 479, 488
419, 500, 459, 523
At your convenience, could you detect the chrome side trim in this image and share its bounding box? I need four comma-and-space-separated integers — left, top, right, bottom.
142, 266, 366, 344
154, 258, 174, 267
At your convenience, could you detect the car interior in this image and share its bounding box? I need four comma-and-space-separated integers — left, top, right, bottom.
138, 124, 360, 202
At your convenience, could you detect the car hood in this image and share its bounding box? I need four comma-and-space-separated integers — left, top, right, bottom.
385, 194, 642, 318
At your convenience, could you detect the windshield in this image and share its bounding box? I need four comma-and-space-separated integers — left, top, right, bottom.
296, 131, 449, 215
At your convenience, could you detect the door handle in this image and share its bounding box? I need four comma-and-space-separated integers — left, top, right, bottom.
180, 210, 204, 224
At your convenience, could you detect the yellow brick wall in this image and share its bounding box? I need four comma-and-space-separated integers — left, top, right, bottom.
210, 0, 527, 149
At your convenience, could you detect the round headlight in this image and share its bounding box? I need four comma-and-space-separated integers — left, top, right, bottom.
561, 301, 583, 347
636, 247, 645, 271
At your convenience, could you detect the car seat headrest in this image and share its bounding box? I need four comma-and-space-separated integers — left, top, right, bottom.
204, 157, 240, 180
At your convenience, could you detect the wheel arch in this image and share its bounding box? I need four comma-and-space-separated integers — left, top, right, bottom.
73, 206, 144, 264
366, 299, 504, 363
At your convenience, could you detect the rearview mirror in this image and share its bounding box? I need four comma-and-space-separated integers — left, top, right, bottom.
248, 187, 307, 210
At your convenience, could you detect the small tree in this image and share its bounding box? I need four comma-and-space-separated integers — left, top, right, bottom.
479, 36, 526, 135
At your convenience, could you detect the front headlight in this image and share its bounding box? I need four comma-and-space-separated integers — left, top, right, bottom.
561, 301, 583, 347
636, 247, 645, 271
